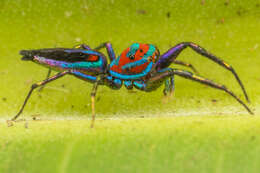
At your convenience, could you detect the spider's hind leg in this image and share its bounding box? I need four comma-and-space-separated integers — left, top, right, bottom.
173, 60, 199, 74
12, 71, 70, 121
156, 42, 249, 102
136, 68, 253, 114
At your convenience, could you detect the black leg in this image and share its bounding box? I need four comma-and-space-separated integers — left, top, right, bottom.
12, 71, 69, 121
38, 68, 52, 92
134, 68, 253, 114
171, 69, 253, 114
173, 60, 199, 74
156, 42, 249, 102
93, 42, 116, 62
74, 42, 116, 64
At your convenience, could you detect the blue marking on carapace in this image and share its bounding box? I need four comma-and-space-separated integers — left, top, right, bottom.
122, 59, 148, 69
126, 43, 139, 57
72, 71, 97, 81
109, 62, 153, 80
110, 56, 120, 67
143, 45, 156, 59
114, 57, 120, 65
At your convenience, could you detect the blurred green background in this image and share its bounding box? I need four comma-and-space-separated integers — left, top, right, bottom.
0, 0, 260, 118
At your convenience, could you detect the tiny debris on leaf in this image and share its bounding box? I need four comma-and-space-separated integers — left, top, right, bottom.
6, 120, 13, 127
166, 12, 171, 18
217, 18, 225, 24
211, 99, 218, 103
32, 114, 41, 120
224, 0, 229, 6
136, 9, 147, 15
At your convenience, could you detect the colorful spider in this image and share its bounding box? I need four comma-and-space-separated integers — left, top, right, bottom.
12, 42, 253, 127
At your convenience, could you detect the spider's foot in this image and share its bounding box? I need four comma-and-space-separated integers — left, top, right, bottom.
162, 90, 174, 103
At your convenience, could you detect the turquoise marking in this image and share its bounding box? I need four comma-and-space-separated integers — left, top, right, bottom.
164, 80, 170, 92
122, 59, 148, 69
114, 79, 122, 85
72, 71, 97, 81
107, 76, 113, 80
171, 77, 175, 90
157, 68, 172, 73
127, 43, 139, 57
124, 80, 132, 87
110, 44, 156, 69
110, 56, 120, 68
109, 62, 153, 80
133, 81, 146, 89
61, 60, 102, 69
114, 57, 120, 65
82, 50, 100, 55
143, 45, 156, 59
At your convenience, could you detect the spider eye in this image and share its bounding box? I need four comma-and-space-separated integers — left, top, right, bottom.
129, 54, 135, 60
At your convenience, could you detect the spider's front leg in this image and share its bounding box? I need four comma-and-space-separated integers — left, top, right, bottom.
155, 42, 250, 102
74, 42, 117, 62
93, 42, 116, 62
